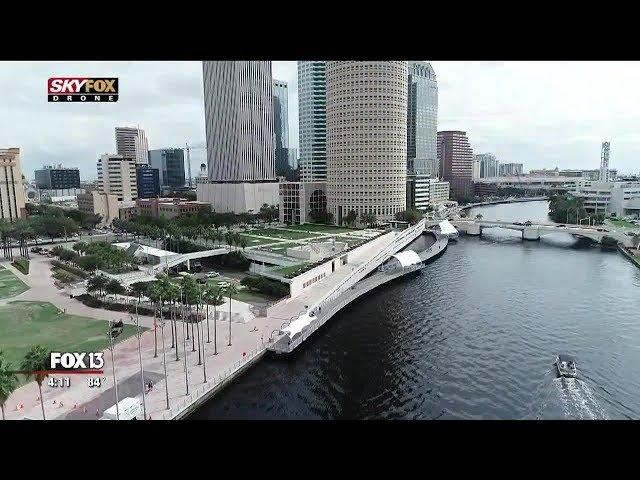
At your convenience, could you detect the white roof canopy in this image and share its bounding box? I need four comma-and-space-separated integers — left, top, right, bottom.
438, 220, 458, 235
390, 250, 422, 268
283, 312, 314, 337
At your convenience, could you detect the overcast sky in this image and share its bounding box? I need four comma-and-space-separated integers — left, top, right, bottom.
2, 61, 639, 180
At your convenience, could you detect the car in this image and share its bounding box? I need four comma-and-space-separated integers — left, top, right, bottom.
596, 228, 607, 232
556, 224, 566, 228
555, 354, 577, 378
206, 271, 220, 278
524, 221, 533, 226
30, 246, 42, 253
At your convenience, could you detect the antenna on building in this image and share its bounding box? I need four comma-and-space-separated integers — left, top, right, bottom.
600, 141, 610, 182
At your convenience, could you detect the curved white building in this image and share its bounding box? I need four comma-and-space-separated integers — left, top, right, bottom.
326, 61, 408, 225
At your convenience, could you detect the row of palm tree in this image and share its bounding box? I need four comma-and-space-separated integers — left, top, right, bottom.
112, 219, 249, 253
0, 346, 50, 420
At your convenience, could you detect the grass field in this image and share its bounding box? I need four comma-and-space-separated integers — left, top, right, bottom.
244, 228, 321, 241
0, 301, 139, 385
284, 223, 358, 234
273, 264, 308, 278
0, 265, 29, 299
238, 234, 286, 246
610, 219, 638, 229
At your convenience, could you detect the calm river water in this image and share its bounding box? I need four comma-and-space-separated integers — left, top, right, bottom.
191, 201, 640, 419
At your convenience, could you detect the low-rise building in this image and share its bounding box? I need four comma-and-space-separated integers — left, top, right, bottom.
136, 197, 210, 219
573, 180, 640, 218
406, 175, 450, 211
77, 191, 119, 226
279, 181, 327, 224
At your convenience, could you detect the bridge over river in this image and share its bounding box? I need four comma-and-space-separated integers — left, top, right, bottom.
447, 219, 633, 246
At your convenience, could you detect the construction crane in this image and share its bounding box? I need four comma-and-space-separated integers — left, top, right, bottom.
184, 143, 206, 188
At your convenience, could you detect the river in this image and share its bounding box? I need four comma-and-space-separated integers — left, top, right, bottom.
190, 201, 640, 420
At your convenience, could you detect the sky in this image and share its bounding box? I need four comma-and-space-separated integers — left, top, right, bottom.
1, 61, 639, 180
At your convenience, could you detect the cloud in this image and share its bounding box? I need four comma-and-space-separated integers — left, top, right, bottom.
1, 60, 639, 183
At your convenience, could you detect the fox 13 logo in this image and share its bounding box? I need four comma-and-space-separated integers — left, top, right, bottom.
48, 77, 118, 102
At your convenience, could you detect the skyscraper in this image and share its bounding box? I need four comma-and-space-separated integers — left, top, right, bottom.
149, 148, 186, 189
298, 61, 327, 182
135, 164, 161, 198
0, 148, 26, 220
115, 127, 149, 165
96, 154, 138, 202
475, 153, 499, 178
407, 61, 438, 177
326, 61, 408, 224
273, 79, 290, 177
438, 131, 475, 200
199, 61, 278, 213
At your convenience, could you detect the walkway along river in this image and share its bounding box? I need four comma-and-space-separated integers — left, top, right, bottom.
190, 201, 640, 419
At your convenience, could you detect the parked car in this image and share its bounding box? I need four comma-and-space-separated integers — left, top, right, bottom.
556, 224, 566, 228
30, 246, 42, 253
524, 221, 533, 226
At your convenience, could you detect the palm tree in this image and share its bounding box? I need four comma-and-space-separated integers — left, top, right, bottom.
224, 283, 238, 346
204, 285, 224, 354
21, 345, 50, 420
0, 350, 19, 420
147, 282, 164, 358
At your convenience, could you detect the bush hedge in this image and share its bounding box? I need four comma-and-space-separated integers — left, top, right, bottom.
12, 259, 29, 274
75, 293, 154, 315
51, 260, 90, 279
240, 275, 289, 297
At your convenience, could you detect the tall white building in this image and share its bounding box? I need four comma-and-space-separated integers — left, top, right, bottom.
199, 61, 278, 213
298, 61, 327, 182
326, 61, 408, 224
407, 61, 438, 177
475, 153, 499, 178
96, 154, 138, 202
115, 127, 149, 165
0, 148, 26, 220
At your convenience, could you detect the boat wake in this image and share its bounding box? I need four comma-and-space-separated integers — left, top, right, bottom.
554, 377, 608, 420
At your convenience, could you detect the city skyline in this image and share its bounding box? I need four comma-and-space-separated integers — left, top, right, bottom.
2, 61, 640, 179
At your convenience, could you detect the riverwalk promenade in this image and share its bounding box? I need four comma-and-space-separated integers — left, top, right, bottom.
4, 225, 425, 420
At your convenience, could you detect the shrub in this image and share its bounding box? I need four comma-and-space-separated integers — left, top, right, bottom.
241, 275, 289, 297
51, 260, 90, 279
75, 293, 102, 308
601, 236, 618, 250
12, 259, 29, 274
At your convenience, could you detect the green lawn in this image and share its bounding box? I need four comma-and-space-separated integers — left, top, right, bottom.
0, 265, 29, 299
261, 242, 301, 253
244, 228, 321, 241
610, 219, 638, 229
238, 234, 285, 246
273, 264, 309, 278
0, 301, 139, 385
284, 223, 359, 234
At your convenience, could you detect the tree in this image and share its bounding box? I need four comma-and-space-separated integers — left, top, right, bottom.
21, 345, 50, 420
87, 274, 109, 297
239, 236, 248, 250
360, 212, 377, 228
395, 209, 423, 225
0, 350, 19, 420
203, 284, 224, 354
223, 283, 238, 346
105, 279, 126, 301
73, 241, 88, 256
631, 233, 640, 250
344, 210, 358, 227
129, 281, 148, 303
78, 254, 101, 272
181, 275, 201, 356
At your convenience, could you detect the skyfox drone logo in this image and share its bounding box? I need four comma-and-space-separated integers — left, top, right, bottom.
48, 77, 119, 102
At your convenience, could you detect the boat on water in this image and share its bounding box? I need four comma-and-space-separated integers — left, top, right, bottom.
555, 354, 577, 378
